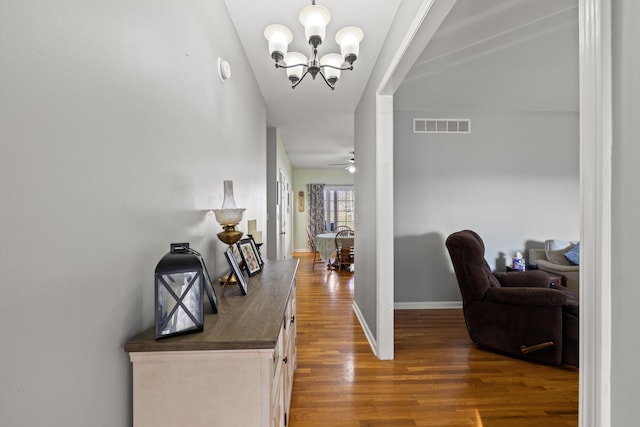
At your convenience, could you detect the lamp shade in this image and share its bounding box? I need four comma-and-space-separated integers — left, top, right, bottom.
284, 52, 308, 82
154, 243, 204, 339
264, 24, 293, 62
299, 4, 331, 47
320, 53, 343, 84
335, 26, 364, 64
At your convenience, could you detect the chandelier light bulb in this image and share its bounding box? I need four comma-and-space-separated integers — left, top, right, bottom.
320, 53, 343, 85
264, 24, 293, 62
299, 4, 331, 47
335, 26, 364, 64
284, 52, 308, 83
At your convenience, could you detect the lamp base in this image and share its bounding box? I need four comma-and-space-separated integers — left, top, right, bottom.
217, 224, 243, 246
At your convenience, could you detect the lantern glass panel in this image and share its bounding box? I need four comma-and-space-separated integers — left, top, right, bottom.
156, 271, 203, 338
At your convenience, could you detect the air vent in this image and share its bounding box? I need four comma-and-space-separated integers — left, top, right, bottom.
413, 118, 471, 134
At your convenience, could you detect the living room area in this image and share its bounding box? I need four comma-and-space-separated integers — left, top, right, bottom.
391, 0, 580, 310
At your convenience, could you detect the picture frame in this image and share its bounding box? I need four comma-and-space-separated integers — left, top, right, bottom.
238, 238, 262, 276
224, 247, 248, 295
247, 235, 264, 266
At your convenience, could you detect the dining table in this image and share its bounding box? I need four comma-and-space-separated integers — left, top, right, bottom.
314, 232, 337, 265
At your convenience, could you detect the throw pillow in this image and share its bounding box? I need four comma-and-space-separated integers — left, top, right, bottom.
564, 242, 580, 265
545, 240, 576, 266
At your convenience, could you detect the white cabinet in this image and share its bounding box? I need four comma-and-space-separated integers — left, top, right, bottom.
125, 259, 298, 427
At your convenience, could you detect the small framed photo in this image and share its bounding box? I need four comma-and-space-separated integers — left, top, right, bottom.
238, 238, 262, 276
224, 247, 248, 295
247, 235, 263, 266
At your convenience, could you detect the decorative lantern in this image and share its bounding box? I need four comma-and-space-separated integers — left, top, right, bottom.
154, 243, 204, 339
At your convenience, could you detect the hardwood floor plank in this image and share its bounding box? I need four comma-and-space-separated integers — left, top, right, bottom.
289, 253, 578, 427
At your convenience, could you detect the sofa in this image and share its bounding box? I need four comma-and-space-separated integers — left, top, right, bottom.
529, 240, 580, 295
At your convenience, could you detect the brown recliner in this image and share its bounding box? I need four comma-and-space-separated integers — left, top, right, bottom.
445, 230, 579, 366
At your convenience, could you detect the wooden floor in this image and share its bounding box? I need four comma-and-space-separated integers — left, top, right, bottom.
289, 253, 578, 427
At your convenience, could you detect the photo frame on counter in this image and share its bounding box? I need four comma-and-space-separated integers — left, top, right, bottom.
247, 235, 263, 266
224, 247, 248, 295
238, 238, 262, 276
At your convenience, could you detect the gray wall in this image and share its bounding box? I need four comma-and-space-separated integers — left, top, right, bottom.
354, 0, 425, 342
0, 1, 266, 426
392, 110, 579, 303
611, 0, 640, 423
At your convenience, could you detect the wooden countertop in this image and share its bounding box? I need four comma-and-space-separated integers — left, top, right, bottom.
124, 258, 299, 353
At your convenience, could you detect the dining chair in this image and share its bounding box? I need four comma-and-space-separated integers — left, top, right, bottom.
334, 225, 352, 233
334, 229, 355, 272
306, 225, 324, 269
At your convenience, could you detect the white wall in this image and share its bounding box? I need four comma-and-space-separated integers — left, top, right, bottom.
0, 1, 266, 426
292, 168, 355, 252
611, 0, 640, 423
393, 110, 579, 302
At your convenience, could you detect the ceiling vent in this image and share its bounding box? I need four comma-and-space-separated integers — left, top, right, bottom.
413, 118, 471, 134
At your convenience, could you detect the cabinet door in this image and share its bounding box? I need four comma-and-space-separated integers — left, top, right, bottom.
271, 375, 284, 427
282, 288, 297, 422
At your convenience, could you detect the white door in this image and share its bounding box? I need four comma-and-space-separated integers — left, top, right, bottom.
277, 169, 286, 259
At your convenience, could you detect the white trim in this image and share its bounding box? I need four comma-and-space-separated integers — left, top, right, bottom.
395, 301, 463, 310
375, 94, 395, 360
378, 0, 436, 95
352, 301, 378, 357
579, 0, 612, 426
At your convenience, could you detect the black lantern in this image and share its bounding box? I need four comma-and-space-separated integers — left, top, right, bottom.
154, 243, 204, 339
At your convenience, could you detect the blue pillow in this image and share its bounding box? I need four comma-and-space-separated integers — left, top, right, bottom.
564, 243, 580, 265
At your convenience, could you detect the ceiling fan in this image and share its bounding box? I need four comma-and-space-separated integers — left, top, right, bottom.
329, 152, 356, 173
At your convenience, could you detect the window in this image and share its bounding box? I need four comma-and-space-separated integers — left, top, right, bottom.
324, 186, 355, 231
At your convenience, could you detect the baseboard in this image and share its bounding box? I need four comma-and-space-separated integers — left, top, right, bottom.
352, 300, 379, 357
394, 301, 462, 310
294, 248, 312, 253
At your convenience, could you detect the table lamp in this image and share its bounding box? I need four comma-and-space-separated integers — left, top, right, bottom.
212, 180, 245, 295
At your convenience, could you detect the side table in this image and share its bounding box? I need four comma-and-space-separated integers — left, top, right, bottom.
505, 266, 566, 287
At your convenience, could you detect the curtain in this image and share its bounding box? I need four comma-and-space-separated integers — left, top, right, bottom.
307, 183, 325, 237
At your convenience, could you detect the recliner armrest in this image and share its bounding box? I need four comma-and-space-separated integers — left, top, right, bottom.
484, 287, 568, 306
493, 271, 551, 288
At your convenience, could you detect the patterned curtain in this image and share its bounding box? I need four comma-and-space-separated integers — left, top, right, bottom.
307, 183, 325, 237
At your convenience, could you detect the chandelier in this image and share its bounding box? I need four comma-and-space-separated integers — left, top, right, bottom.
263, 1, 364, 90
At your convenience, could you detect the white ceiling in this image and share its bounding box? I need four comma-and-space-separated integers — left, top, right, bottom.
223, 0, 578, 169
396, 0, 578, 112
223, 0, 402, 168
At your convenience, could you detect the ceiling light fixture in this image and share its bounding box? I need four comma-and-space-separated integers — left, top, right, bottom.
264, 0, 364, 90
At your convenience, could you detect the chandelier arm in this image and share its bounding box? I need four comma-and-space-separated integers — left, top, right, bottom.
317, 69, 336, 90
320, 64, 354, 72
275, 62, 310, 70
291, 69, 311, 89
